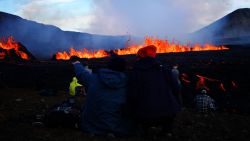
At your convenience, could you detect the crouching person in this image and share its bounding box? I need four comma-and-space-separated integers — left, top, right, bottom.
72, 57, 134, 137
194, 89, 216, 113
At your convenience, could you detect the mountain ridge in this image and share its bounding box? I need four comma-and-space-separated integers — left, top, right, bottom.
0, 11, 128, 59
193, 8, 250, 45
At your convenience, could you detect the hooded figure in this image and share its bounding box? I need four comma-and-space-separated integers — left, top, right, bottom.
127, 45, 180, 134
73, 57, 133, 136
69, 77, 82, 96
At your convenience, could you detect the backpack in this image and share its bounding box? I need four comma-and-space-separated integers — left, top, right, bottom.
44, 100, 81, 128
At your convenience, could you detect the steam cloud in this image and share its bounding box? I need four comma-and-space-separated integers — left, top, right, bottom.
18, 0, 233, 38
87, 0, 231, 38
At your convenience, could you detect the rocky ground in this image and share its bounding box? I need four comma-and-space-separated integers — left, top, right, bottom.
0, 47, 250, 140
0, 88, 250, 141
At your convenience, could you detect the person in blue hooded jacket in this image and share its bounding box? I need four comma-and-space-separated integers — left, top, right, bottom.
72, 57, 133, 136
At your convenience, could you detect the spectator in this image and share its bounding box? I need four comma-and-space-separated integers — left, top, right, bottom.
73, 57, 134, 137
194, 89, 216, 113
127, 45, 181, 136
171, 64, 183, 106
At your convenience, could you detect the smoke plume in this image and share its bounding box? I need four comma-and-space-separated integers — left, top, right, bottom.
87, 0, 231, 39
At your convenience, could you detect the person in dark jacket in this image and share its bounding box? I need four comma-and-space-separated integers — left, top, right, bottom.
73, 57, 133, 136
127, 45, 181, 135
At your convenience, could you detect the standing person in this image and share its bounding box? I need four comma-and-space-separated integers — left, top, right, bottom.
127, 45, 181, 136
72, 57, 133, 137
171, 64, 183, 106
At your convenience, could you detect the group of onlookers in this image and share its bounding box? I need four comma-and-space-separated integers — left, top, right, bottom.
71, 45, 216, 137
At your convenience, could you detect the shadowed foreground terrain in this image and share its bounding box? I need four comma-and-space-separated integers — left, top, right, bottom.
0, 46, 250, 141
0, 88, 250, 141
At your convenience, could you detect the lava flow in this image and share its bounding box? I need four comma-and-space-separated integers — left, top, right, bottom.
55, 37, 229, 60
0, 36, 29, 60
55, 48, 108, 60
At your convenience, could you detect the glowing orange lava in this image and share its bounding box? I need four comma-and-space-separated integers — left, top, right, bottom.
196, 74, 227, 92
55, 37, 229, 60
55, 48, 108, 60
0, 36, 29, 60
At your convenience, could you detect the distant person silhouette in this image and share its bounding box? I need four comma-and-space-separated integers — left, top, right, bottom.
171, 64, 183, 106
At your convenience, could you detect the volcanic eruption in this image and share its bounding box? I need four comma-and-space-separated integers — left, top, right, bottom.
0, 36, 35, 61
55, 37, 229, 60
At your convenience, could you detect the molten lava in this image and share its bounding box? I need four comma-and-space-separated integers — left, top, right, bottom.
196, 74, 227, 92
55, 37, 229, 60
231, 81, 238, 88
55, 48, 108, 60
0, 36, 29, 60
181, 73, 191, 84
116, 37, 228, 55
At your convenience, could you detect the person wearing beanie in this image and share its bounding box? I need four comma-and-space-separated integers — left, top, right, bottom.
72, 57, 134, 137
127, 45, 181, 136
137, 45, 157, 59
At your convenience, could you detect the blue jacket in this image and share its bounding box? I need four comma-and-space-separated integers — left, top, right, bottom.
74, 63, 133, 135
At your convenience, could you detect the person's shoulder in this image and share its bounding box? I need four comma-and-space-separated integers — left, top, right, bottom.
204, 94, 212, 98
203, 95, 214, 101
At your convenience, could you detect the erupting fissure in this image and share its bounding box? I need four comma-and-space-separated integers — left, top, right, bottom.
0, 36, 29, 60
181, 74, 238, 93
55, 37, 229, 60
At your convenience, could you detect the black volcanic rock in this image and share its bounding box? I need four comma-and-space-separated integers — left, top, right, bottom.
193, 8, 250, 45
0, 11, 128, 59
17, 42, 36, 60
0, 42, 36, 61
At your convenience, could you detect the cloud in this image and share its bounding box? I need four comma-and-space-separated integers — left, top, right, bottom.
31, 0, 76, 4
16, 0, 242, 38
85, 0, 231, 38
46, 15, 95, 31
17, 0, 93, 31
18, 0, 69, 19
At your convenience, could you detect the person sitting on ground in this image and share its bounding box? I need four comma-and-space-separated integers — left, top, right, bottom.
194, 89, 216, 113
72, 57, 134, 137
127, 45, 181, 137
68, 77, 83, 104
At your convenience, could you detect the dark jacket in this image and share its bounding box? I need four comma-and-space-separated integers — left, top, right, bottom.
74, 63, 133, 135
127, 57, 181, 119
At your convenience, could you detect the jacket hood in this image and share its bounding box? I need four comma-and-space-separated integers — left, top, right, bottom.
98, 69, 127, 89
137, 45, 157, 58
134, 57, 160, 70
72, 77, 78, 82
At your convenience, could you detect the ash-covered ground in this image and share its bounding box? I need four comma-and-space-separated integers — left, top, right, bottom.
0, 46, 250, 141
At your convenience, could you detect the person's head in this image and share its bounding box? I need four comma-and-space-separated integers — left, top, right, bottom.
107, 57, 126, 72
201, 89, 207, 95
72, 77, 78, 82
137, 45, 157, 59
173, 64, 179, 69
